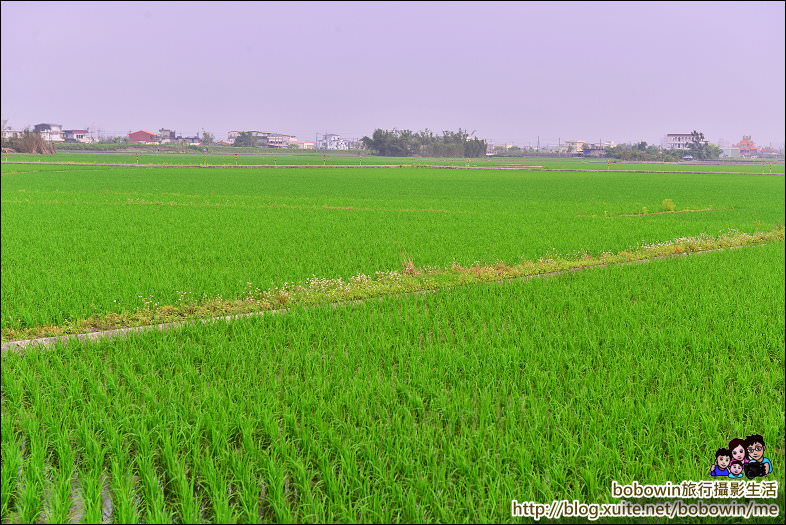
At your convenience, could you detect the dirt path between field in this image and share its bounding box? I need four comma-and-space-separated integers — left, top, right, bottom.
2, 243, 763, 353
2, 161, 782, 176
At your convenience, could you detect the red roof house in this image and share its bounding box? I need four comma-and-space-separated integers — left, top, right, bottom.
128, 130, 159, 143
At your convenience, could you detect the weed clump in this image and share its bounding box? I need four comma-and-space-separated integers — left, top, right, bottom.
662, 199, 677, 212
402, 259, 420, 275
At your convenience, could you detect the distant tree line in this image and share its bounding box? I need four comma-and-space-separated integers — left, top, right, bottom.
604, 143, 683, 161
606, 131, 721, 161
361, 128, 488, 157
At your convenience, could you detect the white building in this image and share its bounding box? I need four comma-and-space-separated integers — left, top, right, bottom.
318, 133, 349, 150
226, 130, 311, 148
584, 141, 615, 157
227, 130, 272, 144
721, 147, 741, 158
663, 133, 706, 150
560, 140, 586, 155
1, 129, 23, 140
267, 133, 298, 148
33, 123, 64, 142
158, 129, 177, 144
63, 129, 94, 143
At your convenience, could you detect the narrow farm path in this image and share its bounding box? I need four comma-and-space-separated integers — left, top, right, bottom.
2, 160, 782, 176
2, 240, 777, 353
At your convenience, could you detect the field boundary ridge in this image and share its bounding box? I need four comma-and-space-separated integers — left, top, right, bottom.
3, 227, 783, 351
2, 160, 782, 176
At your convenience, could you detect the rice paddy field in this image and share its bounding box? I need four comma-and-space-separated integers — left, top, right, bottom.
4, 151, 785, 172
1, 157, 784, 523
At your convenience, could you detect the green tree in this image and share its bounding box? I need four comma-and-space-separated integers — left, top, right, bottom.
688, 130, 711, 159
232, 132, 257, 148
606, 143, 684, 162
361, 128, 487, 157
705, 143, 722, 160
201, 131, 214, 145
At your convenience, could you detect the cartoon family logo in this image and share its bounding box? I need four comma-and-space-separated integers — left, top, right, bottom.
710, 434, 773, 479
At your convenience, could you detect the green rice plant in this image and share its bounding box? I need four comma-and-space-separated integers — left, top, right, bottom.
108, 458, 136, 522
2, 163, 784, 334
133, 425, 170, 524
5, 150, 785, 173
2, 227, 782, 342
0, 415, 22, 520
18, 418, 46, 524
1, 243, 784, 523
108, 434, 139, 525
160, 432, 201, 524
76, 422, 106, 524
259, 449, 292, 523
47, 429, 76, 524
229, 451, 260, 524
195, 452, 235, 524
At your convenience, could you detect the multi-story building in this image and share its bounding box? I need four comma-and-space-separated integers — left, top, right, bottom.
583, 141, 615, 157
227, 130, 273, 146
267, 133, 298, 148
560, 140, 586, 155
663, 133, 706, 150
1, 129, 23, 140
292, 141, 315, 150
346, 138, 364, 150
227, 130, 305, 148
63, 129, 93, 143
33, 123, 64, 142
318, 133, 349, 150
735, 135, 759, 157
158, 129, 177, 143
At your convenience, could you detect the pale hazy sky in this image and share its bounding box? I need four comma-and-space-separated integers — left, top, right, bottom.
2, 1, 784, 146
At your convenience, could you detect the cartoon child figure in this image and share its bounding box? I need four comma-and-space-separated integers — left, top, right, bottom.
745, 434, 772, 476
728, 438, 750, 464
710, 448, 732, 477
728, 460, 744, 479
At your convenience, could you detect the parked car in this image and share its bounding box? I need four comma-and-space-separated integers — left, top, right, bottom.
681, 155, 694, 161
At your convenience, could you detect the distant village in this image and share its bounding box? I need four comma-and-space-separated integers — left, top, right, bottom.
487, 134, 781, 159
1, 124, 363, 151
1, 122, 782, 159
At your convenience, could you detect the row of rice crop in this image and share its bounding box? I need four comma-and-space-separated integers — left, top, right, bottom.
2, 164, 783, 330
4, 227, 781, 342
2, 244, 783, 523
4, 152, 783, 172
